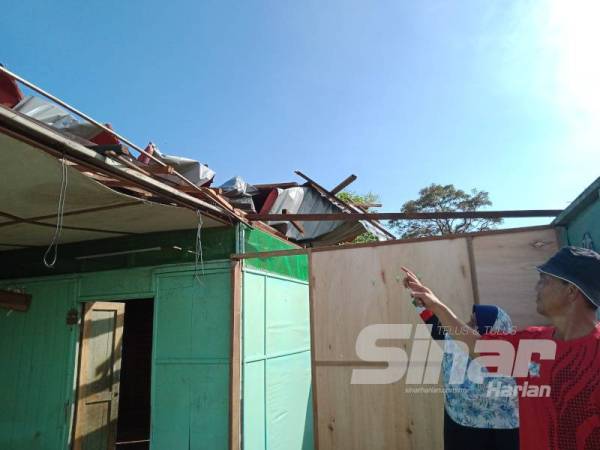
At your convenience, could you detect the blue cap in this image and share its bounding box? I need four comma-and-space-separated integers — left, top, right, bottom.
537, 246, 600, 308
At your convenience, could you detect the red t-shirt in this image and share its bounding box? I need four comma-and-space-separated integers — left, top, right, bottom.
483, 324, 600, 450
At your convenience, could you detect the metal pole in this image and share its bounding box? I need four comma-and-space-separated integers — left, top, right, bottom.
0, 65, 206, 193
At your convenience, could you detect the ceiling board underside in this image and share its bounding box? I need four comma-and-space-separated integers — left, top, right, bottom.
0, 132, 223, 249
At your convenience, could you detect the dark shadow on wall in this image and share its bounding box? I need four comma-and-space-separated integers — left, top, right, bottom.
73, 300, 153, 450
302, 385, 316, 450
115, 300, 153, 449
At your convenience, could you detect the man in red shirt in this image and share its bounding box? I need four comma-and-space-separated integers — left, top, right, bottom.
403, 247, 600, 450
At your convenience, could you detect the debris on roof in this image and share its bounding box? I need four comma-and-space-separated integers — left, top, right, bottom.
0, 64, 394, 248
219, 176, 259, 212
137, 142, 215, 188
0, 64, 23, 108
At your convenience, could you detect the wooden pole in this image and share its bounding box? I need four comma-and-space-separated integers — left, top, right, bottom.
295, 171, 396, 239
330, 174, 357, 194
248, 209, 562, 222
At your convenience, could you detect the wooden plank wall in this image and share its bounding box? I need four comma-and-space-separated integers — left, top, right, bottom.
310, 239, 475, 450
471, 228, 558, 328
0, 279, 79, 450
309, 227, 559, 450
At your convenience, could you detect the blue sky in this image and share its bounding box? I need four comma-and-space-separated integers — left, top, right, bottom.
2, 1, 599, 227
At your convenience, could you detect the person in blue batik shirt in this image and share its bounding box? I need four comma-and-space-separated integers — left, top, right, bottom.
416, 304, 519, 450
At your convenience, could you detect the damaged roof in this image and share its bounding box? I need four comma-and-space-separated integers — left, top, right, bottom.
0, 65, 392, 250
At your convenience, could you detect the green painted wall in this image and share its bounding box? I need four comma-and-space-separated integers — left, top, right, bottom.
241, 269, 314, 450
0, 277, 79, 450
0, 227, 236, 280
0, 223, 313, 450
0, 260, 233, 450
0, 222, 307, 282
563, 198, 600, 251
243, 226, 308, 282
152, 266, 232, 450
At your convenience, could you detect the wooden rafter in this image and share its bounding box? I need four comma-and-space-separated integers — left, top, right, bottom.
247, 210, 562, 222
294, 171, 396, 239
0, 210, 135, 235
330, 174, 357, 194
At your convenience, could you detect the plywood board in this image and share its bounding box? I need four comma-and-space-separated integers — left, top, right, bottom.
472, 228, 558, 328
308, 227, 560, 450
310, 238, 475, 450
315, 366, 444, 450
311, 238, 475, 362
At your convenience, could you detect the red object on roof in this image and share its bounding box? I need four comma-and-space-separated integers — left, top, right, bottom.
259, 188, 280, 214
138, 142, 156, 164
90, 123, 121, 145
0, 68, 24, 108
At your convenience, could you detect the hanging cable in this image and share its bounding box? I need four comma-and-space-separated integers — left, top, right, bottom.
43, 154, 69, 268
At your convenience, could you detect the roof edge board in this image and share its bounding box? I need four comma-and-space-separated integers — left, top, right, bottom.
232, 224, 555, 259
0, 105, 238, 225
552, 177, 600, 226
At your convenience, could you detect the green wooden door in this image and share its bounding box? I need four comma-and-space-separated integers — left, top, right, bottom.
151, 269, 231, 450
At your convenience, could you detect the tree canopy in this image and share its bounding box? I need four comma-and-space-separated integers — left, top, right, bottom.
338, 191, 380, 243
390, 183, 502, 239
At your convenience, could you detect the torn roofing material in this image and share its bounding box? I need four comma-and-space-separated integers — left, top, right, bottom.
0, 65, 394, 248
0, 103, 242, 224
0, 129, 226, 251
261, 186, 390, 245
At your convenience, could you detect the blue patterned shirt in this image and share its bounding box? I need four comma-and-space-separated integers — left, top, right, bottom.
441, 309, 519, 429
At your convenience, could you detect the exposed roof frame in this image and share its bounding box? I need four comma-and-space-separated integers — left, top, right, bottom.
294, 170, 396, 239
0, 210, 136, 236
0, 107, 240, 226
0, 65, 238, 214
0, 202, 140, 229
232, 224, 556, 260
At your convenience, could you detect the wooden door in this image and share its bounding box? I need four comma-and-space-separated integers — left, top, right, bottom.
73, 302, 125, 450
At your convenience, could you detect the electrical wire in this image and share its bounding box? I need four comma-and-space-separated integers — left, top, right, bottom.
43, 155, 68, 268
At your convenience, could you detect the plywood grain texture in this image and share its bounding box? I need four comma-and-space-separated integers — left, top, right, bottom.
311, 239, 475, 363
308, 229, 561, 449
471, 228, 558, 328
309, 238, 475, 450
314, 366, 444, 450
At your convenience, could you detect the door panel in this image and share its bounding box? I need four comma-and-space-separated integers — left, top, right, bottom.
74, 302, 125, 450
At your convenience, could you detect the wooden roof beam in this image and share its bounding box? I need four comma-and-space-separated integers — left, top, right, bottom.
330, 174, 357, 194
248, 209, 562, 222
294, 170, 396, 239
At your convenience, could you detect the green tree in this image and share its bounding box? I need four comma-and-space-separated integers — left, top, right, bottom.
390, 184, 502, 239
338, 191, 381, 243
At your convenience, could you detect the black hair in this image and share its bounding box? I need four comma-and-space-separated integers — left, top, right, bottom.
583, 296, 599, 311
